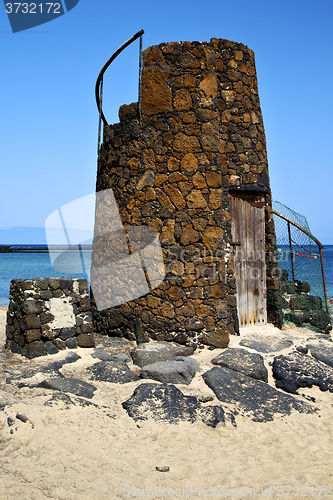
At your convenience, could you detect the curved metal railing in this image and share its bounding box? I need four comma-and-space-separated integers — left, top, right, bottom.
272, 208, 328, 305
95, 29, 144, 128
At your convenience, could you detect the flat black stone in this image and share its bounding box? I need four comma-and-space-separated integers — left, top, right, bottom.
203, 366, 316, 422
44, 392, 99, 408
174, 356, 200, 372
211, 348, 268, 382
307, 342, 333, 368
38, 378, 97, 399
307, 334, 332, 342
94, 337, 131, 349
140, 359, 196, 385
86, 360, 139, 384
111, 353, 131, 363
47, 352, 81, 371
44, 392, 75, 408
122, 383, 230, 428
131, 342, 195, 367
273, 351, 333, 394
91, 349, 114, 361
6, 366, 64, 388
239, 332, 294, 354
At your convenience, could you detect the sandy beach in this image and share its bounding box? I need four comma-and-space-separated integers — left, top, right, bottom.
0, 306, 332, 500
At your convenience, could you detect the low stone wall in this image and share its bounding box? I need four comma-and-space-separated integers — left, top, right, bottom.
5, 278, 95, 358
278, 270, 331, 333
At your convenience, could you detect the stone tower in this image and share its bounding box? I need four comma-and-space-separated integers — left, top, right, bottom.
91, 38, 279, 347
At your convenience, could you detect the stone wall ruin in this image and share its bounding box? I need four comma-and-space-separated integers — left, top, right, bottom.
6, 278, 94, 358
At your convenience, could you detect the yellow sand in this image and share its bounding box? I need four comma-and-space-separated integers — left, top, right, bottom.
0, 307, 332, 499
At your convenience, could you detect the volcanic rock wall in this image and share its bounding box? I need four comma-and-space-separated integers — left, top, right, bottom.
92, 38, 279, 347
6, 278, 94, 358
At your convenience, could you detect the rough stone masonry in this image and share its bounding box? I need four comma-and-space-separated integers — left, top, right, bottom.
91, 37, 279, 347
6, 278, 94, 358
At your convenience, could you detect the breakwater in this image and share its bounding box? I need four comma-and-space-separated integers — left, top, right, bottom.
0, 245, 92, 253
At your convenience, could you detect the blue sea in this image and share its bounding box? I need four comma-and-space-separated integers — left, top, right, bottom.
323, 247, 333, 296
0, 248, 91, 307
1, 246, 333, 307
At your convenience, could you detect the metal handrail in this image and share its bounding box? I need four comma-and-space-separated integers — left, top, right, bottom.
272, 209, 328, 306
95, 29, 144, 127
272, 210, 323, 249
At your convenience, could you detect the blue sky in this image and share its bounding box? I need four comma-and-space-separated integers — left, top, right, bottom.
0, 0, 332, 244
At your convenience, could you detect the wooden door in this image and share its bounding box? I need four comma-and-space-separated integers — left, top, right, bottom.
230, 193, 267, 328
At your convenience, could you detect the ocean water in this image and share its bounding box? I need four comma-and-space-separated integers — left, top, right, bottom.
0, 246, 333, 307
322, 246, 333, 298
277, 244, 333, 303
0, 250, 91, 307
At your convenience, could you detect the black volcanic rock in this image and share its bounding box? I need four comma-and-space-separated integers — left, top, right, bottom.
130, 342, 194, 367
273, 351, 333, 394
122, 383, 233, 428
211, 348, 268, 382
203, 366, 316, 422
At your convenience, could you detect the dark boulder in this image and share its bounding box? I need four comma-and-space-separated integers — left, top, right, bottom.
307, 342, 333, 368
239, 332, 293, 354
47, 352, 81, 371
131, 342, 194, 367
273, 351, 333, 394
111, 353, 132, 363
91, 348, 114, 361
38, 378, 97, 399
86, 360, 139, 384
140, 359, 196, 385
122, 383, 232, 428
203, 366, 316, 422
6, 366, 64, 388
211, 348, 268, 382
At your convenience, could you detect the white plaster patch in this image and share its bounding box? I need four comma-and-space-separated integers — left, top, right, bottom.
47, 297, 76, 329
143, 343, 166, 351
72, 279, 80, 294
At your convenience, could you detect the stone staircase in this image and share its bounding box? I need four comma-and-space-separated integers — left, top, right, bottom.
279, 269, 331, 333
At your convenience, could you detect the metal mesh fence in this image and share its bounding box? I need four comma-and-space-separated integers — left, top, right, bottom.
272, 200, 327, 308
